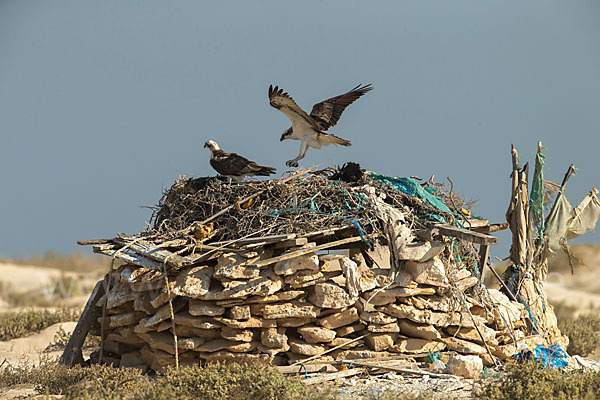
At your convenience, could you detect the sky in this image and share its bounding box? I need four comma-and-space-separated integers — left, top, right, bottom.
1, 0, 599, 260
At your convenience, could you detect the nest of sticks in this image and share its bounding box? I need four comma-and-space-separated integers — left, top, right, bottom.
140, 166, 479, 275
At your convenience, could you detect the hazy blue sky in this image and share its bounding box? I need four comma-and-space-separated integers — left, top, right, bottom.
1, 0, 599, 259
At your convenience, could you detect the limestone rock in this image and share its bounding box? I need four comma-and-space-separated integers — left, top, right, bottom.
441, 337, 486, 355
330, 337, 363, 349
298, 326, 336, 343
188, 300, 225, 317
284, 270, 324, 288
360, 311, 397, 325
228, 305, 251, 320
336, 323, 366, 337
221, 327, 254, 342
341, 257, 361, 298
333, 349, 394, 360
173, 313, 223, 330
277, 318, 312, 327
398, 320, 441, 340
446, 325, 497, 345
383, 304, 485, 328
138, 331, 205, 354
195, 339, 257, 353
171, 266, 213, 298
397, 241, 445, 262
390, 337, 446, 354
367, 322, 400, 333
214, 317, 275, 329
362, 287, 436, 306
140, 346, 197, 372
103, 281, 136, 309
200, 270, 283, 300
409, 295, 462, 312
319, 307, 359, 329
366, 333, 398, 351
445, 354, 483, 379
262, 302, 318, 319
455, 276, 479, 292
288, 338, 326, 356
197, 350, 270, 363
274, 255, 319, 276
246, 290, 304, 304
359, 269, 378, 292
214, 252, 262, 279
261, 327, 288, 348
309, 283, 355, 308
405, 257, 448, 287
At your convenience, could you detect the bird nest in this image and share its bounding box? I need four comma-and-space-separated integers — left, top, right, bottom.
144, 164, 476, 255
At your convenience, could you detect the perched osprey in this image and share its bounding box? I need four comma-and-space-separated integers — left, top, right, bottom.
204, 140, 276, 180
269, 84, 372, 167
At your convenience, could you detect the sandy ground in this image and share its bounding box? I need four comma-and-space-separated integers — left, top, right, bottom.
0, 322, 77, 368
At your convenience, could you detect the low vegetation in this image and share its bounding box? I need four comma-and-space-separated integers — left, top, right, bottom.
553, 302, 600, 357
477, 360, 600, 400
0, 361, 331, 400
0, 308, 81, 340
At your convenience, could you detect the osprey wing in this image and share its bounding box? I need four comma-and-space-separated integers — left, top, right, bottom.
309, 84, 372, 131
210, 151, 276, 177
268, 85, 320, 130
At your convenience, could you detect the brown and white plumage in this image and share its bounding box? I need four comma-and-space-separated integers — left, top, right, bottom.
204, 140, 276, 179
269, 84, 372, 167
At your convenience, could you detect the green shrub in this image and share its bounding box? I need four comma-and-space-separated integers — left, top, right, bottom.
552, 302, 600, 357
1, 361, 329, 400
0, 308, 81, 340
477, 361, 600, 400
140, 362, 314, 400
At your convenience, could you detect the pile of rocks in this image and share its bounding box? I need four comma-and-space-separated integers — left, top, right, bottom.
87, 229, 564, 372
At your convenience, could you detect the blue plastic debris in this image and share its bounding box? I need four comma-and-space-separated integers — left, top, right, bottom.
512, 344, 569, 369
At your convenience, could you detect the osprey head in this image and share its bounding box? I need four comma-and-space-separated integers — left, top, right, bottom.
280, 128, 292, 142
204, 140, 221, 152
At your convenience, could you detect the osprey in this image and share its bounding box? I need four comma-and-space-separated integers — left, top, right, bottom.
204, 140, 276, 179
269, 83, 372, 167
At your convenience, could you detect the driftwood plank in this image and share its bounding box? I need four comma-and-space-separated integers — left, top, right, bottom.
270, 238, 309, 249
472, 223, 509, 234
112, 237, 195, 268
433, 223, 497, 245
277, 363, 338, 374
248, 236, 364, 268
60, 277, 106, 366
351, 361, 457, 379
77, 239, 112, 246
93, 245, 164, 269
302, 368, 365, 384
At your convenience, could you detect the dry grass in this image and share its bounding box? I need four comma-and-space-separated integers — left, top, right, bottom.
477, 360, 600, 400
0, 361, 331, 400
0, 308, 81, 340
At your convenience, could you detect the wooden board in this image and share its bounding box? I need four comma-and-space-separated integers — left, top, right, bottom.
93, 244, 164, 269
60, 277, 106, 366
302, 368, 365, 384
112, 237, 197, 268
247, 236, 365, 268
432, 223, 497, 245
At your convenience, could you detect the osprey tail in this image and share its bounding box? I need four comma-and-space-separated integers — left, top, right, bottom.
254, 165, 277, 176
319, 133, 352, 147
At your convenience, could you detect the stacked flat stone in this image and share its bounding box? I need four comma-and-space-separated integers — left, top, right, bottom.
91, 234, 566, 372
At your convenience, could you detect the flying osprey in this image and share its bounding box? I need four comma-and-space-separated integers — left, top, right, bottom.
269, 84, 372, 167
204, 140, 276, 180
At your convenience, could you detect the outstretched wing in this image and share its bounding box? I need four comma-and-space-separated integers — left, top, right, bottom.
211, 151, 276, 177
268, 85, 320, 130
309, 84, 372, 131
